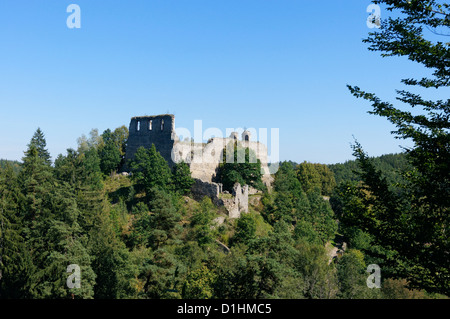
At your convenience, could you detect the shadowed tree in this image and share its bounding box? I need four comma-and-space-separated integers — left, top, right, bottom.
346, 0, 450, 295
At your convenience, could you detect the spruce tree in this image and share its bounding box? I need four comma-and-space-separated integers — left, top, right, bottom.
129, 145, 172, 199
346, 0, 449, 294
29, 128, 52, 166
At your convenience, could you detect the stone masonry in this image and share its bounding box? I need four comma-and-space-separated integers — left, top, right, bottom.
125, 114, 271, 218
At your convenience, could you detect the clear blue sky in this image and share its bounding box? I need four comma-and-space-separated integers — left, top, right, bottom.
0, 1, 444, 164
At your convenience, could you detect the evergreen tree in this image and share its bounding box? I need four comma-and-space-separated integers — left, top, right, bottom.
54, 147, 103, 232
29, 128, 52, 166
88, 208, 136, 299
172, 161, 194, 195
19, 143, 54, 224
346, 0, 450, 295
189, 197, 217, 247
99, 129, 122, 175
129, 145, 172, 199
217, 141, 264, 192
0, 164, 32, 298
233, 213, 257, 246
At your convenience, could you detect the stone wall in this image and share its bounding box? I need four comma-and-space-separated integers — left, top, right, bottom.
125, 114, 176, 168
191, 178, 222, 205
172, 137, 273, 187
221, 183, 249, 219
125, 114, 270, 218
126, 114, 273, 187
190, 179, 248, 219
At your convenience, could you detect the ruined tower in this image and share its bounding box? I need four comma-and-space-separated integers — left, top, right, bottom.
125, 114, 176, 167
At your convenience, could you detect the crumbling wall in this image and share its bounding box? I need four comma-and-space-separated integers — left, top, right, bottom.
191, 178, 222, 205
190, 180, 248, 219
220, 183, 249, 219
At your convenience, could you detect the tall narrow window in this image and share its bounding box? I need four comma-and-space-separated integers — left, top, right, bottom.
161, 119, 164, 131
149, 120, 152, 130
137, 120, 141, 131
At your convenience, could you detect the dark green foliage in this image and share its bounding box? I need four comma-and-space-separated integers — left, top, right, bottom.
345, 0, 450, 295
88, 207, 136, 299
263, 162, 338, 244
0, 164, 31, 298
172, 161, 194, 195
54, 147, 104, 232
217, 141, 264, 192
1, 123, 445, 299
129, 145, 173, 198
0, 159, 21, 174
139, 248, 180, 299
189, 197, 217, 247
29, 128, 52, 166
99, 129, 122, 175
329, 153, 410, 186
128, 190, 181, 250
233, 213, 257, 245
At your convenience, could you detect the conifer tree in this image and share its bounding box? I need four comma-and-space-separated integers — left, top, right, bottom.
129, 145, 173, 199
29, 128, 52, 166
346, 0, 449, 294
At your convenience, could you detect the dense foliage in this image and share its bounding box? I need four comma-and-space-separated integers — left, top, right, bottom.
328, 153, 410, 186
0, 126, 446, 299
344, 0, 449, 295
217, 141, 265, 192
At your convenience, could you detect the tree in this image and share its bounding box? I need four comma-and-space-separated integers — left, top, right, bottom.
25, 182, 96, 299
264, 161, 305, 224
0, 164, 32, 298
172, 161, 194, 195
189, 197, 217, 247
99, 129, 122, 175
182, 264, 216, 299
129, 145, 172, 198
111, 125, 129, 158
217, 141, 264, 192
54, 147, 104, 232
233, 213, 257, 245
346, 0, 450, 295
128, 190, 181, 250
296, 162, 336, 196
336, 249, 375, 299
88, 207, 136, 299
77, 129, 103, 153
19, 143, 54, 224
29, 128, 52, 166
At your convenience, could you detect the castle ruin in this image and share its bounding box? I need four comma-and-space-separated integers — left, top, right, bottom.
125, 114, 273, 218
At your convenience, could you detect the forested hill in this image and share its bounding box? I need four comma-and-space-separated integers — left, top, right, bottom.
0, 159, 21, 174
328, 153, 410, 185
